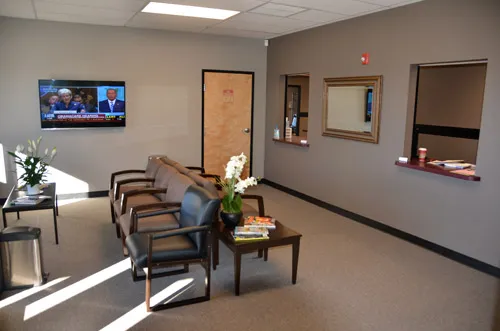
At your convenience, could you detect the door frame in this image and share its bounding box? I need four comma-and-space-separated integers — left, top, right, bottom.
201, 69, 255, 176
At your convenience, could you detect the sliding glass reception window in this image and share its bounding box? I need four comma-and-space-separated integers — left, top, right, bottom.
411, 61, 487, 164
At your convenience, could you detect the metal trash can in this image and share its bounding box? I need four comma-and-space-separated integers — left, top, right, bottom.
0, 226, 45, 290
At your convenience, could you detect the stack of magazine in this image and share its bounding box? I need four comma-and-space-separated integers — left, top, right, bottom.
233, 226, 269, 242
232, 216, 277, 242
243, 216, 276, 229
11, 195, 51, 205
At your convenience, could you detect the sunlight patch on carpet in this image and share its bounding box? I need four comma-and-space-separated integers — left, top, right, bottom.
99, 278, 195, 331
24, 259, 129, 320
0, 277, 69, 309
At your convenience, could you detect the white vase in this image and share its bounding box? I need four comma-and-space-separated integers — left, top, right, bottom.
27, 184, 41, 195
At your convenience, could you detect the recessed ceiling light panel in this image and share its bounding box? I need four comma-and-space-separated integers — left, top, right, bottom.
142, 2, 240, 20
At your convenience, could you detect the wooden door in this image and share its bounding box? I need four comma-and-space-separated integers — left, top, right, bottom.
203, 71, 253, 178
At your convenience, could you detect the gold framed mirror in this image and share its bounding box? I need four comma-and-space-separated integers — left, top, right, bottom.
322, 75, 382, 144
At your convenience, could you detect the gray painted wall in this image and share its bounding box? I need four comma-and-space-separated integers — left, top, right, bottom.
0, 18, 267, 197
265, 0, 500, 266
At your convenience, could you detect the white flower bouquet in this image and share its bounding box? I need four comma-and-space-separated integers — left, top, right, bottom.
8, 137, 57, 191
219, 153, 258, 214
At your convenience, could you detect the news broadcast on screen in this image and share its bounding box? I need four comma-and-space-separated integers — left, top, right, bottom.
39, 79, 126, 129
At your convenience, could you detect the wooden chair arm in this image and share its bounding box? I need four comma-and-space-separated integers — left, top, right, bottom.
131, 204, 181, 234
130, 202, 181, 214
200, 174, 222, 190
186, 166, 205, 174
120, 188, 167, 215
113, 178, 154, 200
110, 170, 146, 189
240, 194, 265, 216
151, 225, 210, 241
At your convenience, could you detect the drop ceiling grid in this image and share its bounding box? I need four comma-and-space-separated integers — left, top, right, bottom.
0, 0, 423, 39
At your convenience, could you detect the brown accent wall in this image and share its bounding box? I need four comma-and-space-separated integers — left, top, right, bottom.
265, 0, 500, 267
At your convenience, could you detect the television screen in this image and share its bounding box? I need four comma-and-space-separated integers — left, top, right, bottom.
39, 79, 126, 129
365, 88, 373, 122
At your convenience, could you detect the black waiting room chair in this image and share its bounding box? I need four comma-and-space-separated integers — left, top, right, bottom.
125, 185, 220, 312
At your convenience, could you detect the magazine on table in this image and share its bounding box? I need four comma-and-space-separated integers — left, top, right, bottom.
11, 195, 52, 205
234, 236, 269, 242
234, 226, 269, 236
232, 226, 270, 242
232, 233, 270, 242
243, 216, 276, 229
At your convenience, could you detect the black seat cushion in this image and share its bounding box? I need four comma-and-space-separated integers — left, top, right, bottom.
126, 233, 198, 268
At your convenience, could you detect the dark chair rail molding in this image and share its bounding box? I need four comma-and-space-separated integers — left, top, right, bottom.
0, 190, 108, 205
260, 178, 500, 279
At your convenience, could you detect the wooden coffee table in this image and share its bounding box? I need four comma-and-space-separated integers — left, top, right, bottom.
2, 183, 59, 244
213, 220, 302, 296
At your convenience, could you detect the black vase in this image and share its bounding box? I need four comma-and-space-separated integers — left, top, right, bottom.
220, 211, 243, 229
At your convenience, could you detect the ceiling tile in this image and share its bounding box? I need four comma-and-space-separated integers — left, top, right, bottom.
202, 26, 277, 39
250, 3, 306, 17
215, 13, 317, 34
270, 0, 382, 15
360, 0, 421, 6
162, 0, 266, 12
388, 0, 423, 7
0, 0, 36, 19
36, 12, 130, 26
33, 0, 147, 12
126, 12, 217, 32
214, 20, 288, 34
35, 1, 137, 24
289, 9, 345, 23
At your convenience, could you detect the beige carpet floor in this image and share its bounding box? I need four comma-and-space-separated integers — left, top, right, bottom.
0, 184, 498, 331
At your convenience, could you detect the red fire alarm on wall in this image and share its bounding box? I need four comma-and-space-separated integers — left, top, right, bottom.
361, 53, 370, 65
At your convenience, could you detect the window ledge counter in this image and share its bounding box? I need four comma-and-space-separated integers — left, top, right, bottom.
395, 158, 481, 182
273, 136, 309, 148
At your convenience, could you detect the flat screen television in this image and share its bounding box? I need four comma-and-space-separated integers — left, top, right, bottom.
39, 79, 126, 129
364, 88, 373, 122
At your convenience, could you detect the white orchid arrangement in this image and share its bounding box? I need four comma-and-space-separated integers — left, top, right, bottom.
8, 137, 57, 187
219, 153, 258, 214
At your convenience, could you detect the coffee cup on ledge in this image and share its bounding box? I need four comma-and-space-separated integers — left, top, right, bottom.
418, 147, 427, 162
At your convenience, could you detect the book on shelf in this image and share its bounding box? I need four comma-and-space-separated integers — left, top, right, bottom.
243, 216, 276, 229
11, 195, 51, 205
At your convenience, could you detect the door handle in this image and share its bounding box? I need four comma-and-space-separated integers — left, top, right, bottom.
243, 128, 250, 134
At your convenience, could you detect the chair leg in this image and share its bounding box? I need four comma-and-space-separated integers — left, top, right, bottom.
121, 229, 128, 256
110, 201, 116, 224
146, 261, 211, 312
205, 246, 211, 298
212, 231, 219, 270
131, 261, 139, 281
115, 223, 121, 239
145, 269, 152, 312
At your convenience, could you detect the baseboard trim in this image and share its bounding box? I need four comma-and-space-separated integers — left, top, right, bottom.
57, 190, 109, 200
260, 178, 500, 278
0, 190, 108, 205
